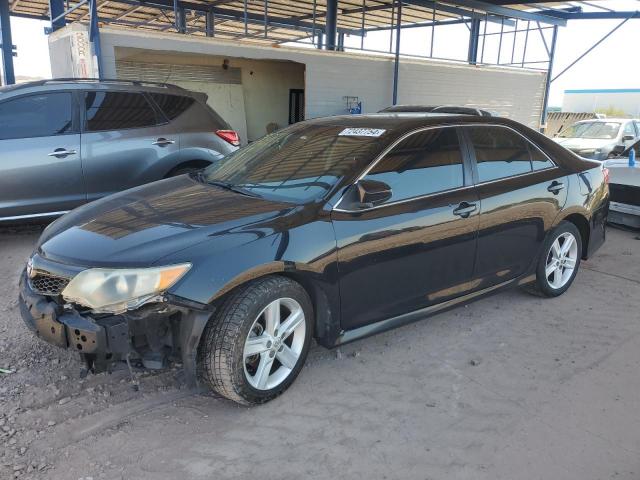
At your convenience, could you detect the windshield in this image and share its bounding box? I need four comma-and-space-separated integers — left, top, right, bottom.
558, 121, 621, 140
201, 124, 387, 203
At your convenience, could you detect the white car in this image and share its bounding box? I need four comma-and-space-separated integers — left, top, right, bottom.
554, 118, 640, 160
604, 140, 640, 228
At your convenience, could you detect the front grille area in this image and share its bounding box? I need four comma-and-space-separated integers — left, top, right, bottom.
29, 271, 70, 296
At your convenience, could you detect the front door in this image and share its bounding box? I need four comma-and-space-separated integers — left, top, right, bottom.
332, 127, 479, 331
80, 90, 180, 201
461, 125, 568, 290
0, 91, 85, 219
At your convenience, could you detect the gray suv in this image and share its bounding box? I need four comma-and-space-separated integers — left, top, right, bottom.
0, 79, 239, 221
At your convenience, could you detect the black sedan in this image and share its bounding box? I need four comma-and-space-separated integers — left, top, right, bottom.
19, 114, 609, 405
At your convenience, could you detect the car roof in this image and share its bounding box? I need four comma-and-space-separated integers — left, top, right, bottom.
0, 78, 192, 97
380, 105, 494, 117
299, 112, 514, 137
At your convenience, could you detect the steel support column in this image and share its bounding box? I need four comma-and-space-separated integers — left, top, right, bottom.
205, 8, 214, 36
0, 0, 15, 85
49, 0, 66, 30
539, 25, 557, 133
325, 0, 337, 50
392, 1, 402, 105
174, 0, 186, 33
467, 17, 480, 64
89, 0, 103, 79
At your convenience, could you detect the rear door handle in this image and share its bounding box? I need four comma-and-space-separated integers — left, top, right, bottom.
152, 138, 175, 147
47, 148, 77, 158
547, 181, 565, 194
453, 202, 477, 218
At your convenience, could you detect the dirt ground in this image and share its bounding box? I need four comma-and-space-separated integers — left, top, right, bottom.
1, 224, 639, 480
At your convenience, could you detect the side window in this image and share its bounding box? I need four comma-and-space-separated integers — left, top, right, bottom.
528, 144, 555, 171
0, 93, 73, 140
623, 122, 636, 137
363, 128, 465, 203
467, 126, 533, 182
85, 91, 158, 132
149, 93, 195, 120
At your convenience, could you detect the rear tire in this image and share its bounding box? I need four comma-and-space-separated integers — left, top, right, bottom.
197, 276, 313, 405
526, 221, 582, 298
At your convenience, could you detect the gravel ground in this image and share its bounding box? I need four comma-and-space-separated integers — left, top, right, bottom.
1, 224, 639, 480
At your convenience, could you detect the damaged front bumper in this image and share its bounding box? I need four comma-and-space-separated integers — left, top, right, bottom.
18, 270, 213, 380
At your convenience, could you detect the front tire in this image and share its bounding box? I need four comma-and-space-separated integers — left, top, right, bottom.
527, 221, 582, 297
198, 276, 313, 405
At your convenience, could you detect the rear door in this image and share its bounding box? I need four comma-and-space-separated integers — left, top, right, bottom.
332, 127, 480, 331
461, 125, 568, 290
0, 91, 84, 219
80, 90, 180, 201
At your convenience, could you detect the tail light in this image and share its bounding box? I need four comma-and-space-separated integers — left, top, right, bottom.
216, 130, 240, 146
602, 167, 610, 184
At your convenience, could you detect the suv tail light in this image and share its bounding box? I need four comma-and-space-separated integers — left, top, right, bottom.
602, 167, 610, 184
216, 130, 240, 146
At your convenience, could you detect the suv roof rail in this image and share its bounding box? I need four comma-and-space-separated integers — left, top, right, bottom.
2, 78, 185, 92
380, 105, 493, 117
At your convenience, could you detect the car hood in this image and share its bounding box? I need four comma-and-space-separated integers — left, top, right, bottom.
554, 137, 612, 150
37, 175, 295, 267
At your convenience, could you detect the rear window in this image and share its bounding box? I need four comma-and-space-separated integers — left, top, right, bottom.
84, 91, 159, 132
150, 93, 195, 120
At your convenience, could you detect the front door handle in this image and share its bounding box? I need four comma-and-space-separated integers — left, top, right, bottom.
453, 202, 477, 218
547, 181, 565, 194
47, 148, 77, 158
152, 138, 175, 147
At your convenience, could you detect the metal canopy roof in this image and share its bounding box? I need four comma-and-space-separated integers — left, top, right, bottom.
10, 0, 578, 43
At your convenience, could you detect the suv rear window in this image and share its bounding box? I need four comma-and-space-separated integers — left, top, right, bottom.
0, 93, 74, 140
150, 93, 195, 120
84, 91, 159, 132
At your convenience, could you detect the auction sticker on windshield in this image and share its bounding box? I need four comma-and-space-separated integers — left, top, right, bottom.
338, 128, 386, 137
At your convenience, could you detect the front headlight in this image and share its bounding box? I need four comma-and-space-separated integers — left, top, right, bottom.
62, 263, 191, 314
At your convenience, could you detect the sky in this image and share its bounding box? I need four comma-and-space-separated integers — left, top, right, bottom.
7, 0, 640, 108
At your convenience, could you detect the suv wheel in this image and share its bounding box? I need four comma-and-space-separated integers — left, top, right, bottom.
526, 221, 582, 297
198, 276, 313, 405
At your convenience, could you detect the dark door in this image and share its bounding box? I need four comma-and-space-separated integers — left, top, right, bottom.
461, 125, 568, 290
289, 89, 304, 124
80, 90, 180, 202
0, 91, 84, 219
332, 127, 479, 331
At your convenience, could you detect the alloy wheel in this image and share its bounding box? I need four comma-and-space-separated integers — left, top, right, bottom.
243, 297, 306, 390
545, 232, 578, 289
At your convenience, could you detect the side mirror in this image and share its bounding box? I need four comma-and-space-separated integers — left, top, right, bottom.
622, 135, 635, 142
355, 179, 392, 207
610, 145, 626, 157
